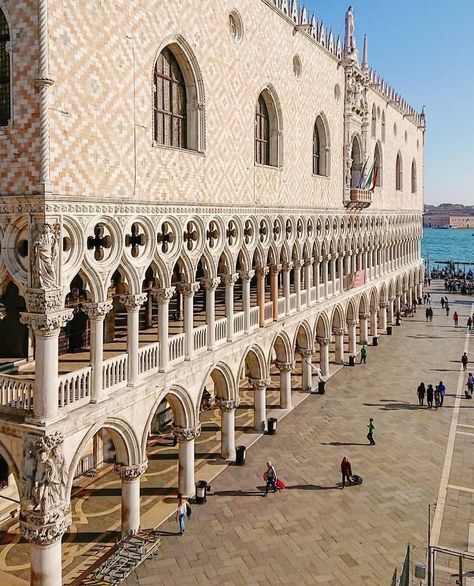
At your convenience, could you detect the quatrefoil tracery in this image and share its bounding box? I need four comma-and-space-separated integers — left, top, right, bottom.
125, 223, 146, 258
244, 220, 253, 244
227, 220, 237, 246
184, 221, 199, 251
207, 220, 219, 249
157, 222, 175, 254
259, 220, 268, 243
87, 223, 112, 261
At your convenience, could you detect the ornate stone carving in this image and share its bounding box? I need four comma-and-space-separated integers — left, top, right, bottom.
201, 277, 221, 292
359, 313, 369, 320
20, 309, 74, 335
275, 361, 296, 372
177, 282, 200, 297
255, 266, 269, 277
215, 397, 240, 412
81, 300, 113, 319
25, 288, 62, 313
347, 319, 358, 327
119, 293, 148, 311
316, 337, 330, 346
249, 378, 270, 391
333, 328, 345, 336
20, 433, 69, 523
222, 273, 239, 286
379, 302, 388, 309
20, 512, 71, 546
32, 223, 60, 289
114, 462, 148, 481
239, 270, 255, 282
304, 257, 314, 267
153, 287, 176, 303
297, 348, 314, 358
282, 262, 294, 272
173, 424, 202, 442
270, 264, 282, 275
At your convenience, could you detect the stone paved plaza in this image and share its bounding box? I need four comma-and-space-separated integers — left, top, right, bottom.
124, 283, 473, 586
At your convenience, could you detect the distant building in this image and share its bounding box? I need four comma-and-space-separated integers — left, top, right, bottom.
449, 216, 474, 229
424, 215, 474, 228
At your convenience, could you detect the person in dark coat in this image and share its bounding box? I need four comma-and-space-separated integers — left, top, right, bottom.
417, 382, 426, 406
340, 457, 352, 489
426, 384, 434, 409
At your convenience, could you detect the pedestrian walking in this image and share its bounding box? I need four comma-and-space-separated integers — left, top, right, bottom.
438, 381, 446, 406
340, 456, 352, 489
426, 384, 434, 409
367, 418, 376, 445
468, 317, 472, 332
360, 345, 367, 364
176, 493, 188, 535
427, 293, 431, 305
441, 298, 445, 309
462, 352, 469, 371
417, 382, 426, 406
467, 373, 474, 398
434, 386, 441, 410
453, 311, 459, 327
429, 307, 434, 322
425, 308, 430, 322
446, 305, 450, 316
262, 460, 279, 496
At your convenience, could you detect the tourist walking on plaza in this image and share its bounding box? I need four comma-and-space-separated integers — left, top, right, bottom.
438, 381, 446, 406
441, 297, 445, 309
427, 293, 431, 305
462, 352, 469, 371
263, 460, 279, 496
176, 493, 188, 535
425, 307, 430, 322
434, 386, 441, 409
468, 317, 472, 331
427, 384, 434, 409
360, 345, 367, 364
428, 307, 433, 322
417, 382, 426, 406
367, 418, 376, 445
467, 373, 474, 398
453, 311, 459, 327
340, 457, 352, 489
446, 305, 450, 316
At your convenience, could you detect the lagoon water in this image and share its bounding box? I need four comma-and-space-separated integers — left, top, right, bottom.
422, 227, 474, 267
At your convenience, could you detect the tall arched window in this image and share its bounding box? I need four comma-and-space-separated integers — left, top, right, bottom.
255, 88, 281, 167
371, 104, 376, 138
255, 95, 269, 165
0, 9, 10, 127
350, 136, 362, 188
411, 159, 417, 193
381, 111, 386, 142
313, 115, 329, 176
374, 142, 382, 187
396, 152, 403, 191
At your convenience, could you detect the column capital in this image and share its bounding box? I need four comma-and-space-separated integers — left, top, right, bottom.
293, 259, 304, 270
173, 424, 202, 442
201, 277, 221, 292
249, 378, 270, 391
20, 512, 71, 546
297, 348, 314, 357
114, 461, 148, 481
282, 261, 294, 272
275, 360, 296, 372
120, 293, 148, 311
347, 319, 358, 327
239, 269, 255, 282
270, 264, 282, 275
154, 287, 176, 303
20, 309, 73, 336
379, 302, 388, 309
388, 297, 395, 302
304, 257, 314, 267
222, 273, 239, 286
256, 266, 269, 277
81, 300, 113, 319
25, 288, 62, 313
333, 328, 345, 336
215, 396, 240, 412
359, 312, 369, 319
177, 282, 200, 297
316, 336, 330, 346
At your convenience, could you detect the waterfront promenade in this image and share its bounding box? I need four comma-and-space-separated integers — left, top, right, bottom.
125, 282, 473, 585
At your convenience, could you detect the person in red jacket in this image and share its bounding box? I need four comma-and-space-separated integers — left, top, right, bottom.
341, 456, 352, 489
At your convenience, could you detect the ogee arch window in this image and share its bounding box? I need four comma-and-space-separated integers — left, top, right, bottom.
0, 8, 10, 126
255, 95, 270, 165
312, 116, 329, 176
396, 152, 403, 191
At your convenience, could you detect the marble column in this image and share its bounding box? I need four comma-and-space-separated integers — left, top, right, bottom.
337, 255, 344, 292
82, 301, 113, 403
304, 258, 313, 306
256, 267, 268, 326
276, 361, 295, 409
177, 282, 200, 360
155, 287, 175, 372
294, 260, 303, 311
250, 379, 267, 432
317, 337, 330, 377
224, 273, 238, 341
282, 262, 292, 315
378, 303, 388, 333
347, 319, 358, 356
299, 349, 314, 391
20, 307, 74, 420
370, 308, 378, 338
21, 513, 71, 586
322, 258, 329, 299
270, 264, 281, 320
334, 328, 345, 364
387, 298, 395, 324
363, 250, 368, 280
359, 313, 369, 344
120, 294, 148, 386
314, 258, 321, 302
216, 397, 239, 460
395, 295, 401, 314
114, 462, 148, 536
239, 270, 255, 333
174, 425, 201, 498
202, 278, 220, 349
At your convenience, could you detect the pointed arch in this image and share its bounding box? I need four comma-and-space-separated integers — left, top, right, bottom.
330, 304, 345, 331
239, 344, 268, 380
371, 103, 376, 137
270, 331, 293, 366
350, 134, 363, 188
313, 113, 330, 176
374, 141, 383, 187
314, 311, 330, 340
411, 158, 417, 194
294, 320, 313, 352
396, 151, 403, 191
255, 84, 283, 167
197, 362, 237, 417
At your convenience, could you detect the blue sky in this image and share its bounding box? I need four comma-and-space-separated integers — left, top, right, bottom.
305, 0, 474, 206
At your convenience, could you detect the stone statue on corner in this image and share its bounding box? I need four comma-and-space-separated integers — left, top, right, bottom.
32, 223, 59, 289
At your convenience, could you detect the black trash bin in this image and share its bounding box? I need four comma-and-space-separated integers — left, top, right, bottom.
267, 417, 278, 435
396, 317, 401, 326
195, 480, 208, 504
318, 380, 326, 394
372, 336, 378, 347
386, 325, 393, 336
236, 445, 246, 466
348, 355, 355, 367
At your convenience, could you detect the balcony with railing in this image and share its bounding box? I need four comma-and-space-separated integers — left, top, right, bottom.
345, 188, 373, 209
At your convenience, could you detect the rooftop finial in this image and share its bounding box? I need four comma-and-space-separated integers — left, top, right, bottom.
362, 34, 368, 69
344, 6, 359, 63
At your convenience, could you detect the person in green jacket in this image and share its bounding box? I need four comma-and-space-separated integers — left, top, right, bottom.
367, 418, 375, 445
360, 345, 368, 364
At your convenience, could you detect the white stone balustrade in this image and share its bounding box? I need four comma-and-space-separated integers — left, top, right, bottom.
0, 375, 34, 411
168, 333, 185, 363
249, 306, 260, 329
215, 317, 227, 343
193, 324, 208, 352
102, 355, 128, 392
138, 342, 159, 375
58, 367, 91, 409
233, 311, 245, 335
264, 301, 273, 321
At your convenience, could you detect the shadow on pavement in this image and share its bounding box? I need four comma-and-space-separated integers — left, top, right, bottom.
364, 401, 419, 410
320, 442, 369, 446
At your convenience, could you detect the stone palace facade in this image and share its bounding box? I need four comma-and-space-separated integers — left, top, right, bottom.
0, 0, 425, 584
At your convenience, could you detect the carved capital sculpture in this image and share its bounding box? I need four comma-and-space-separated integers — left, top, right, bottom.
270, 264, 282, 275
20, 512, 71, 546
282, 261, 294, 272
114, 462, 148, 481
222, 273, 239, 286
20, 309, 74, 336
153, 287, 176, 303
297, 348, 314, 358
119, 293, 148, 311
25, 288, 62, 313
239, 269, 255, 282
215, 397, 240, 412
255, 267, 269, 277
359, 313, 369, 320
177, 282, 200, 298
316, 337, 330, 346
304, 257, 314, 267
173, 424, 202, 442
249, 378, 270, 391
275, 361, 296, 372
81, 300, 113, 320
